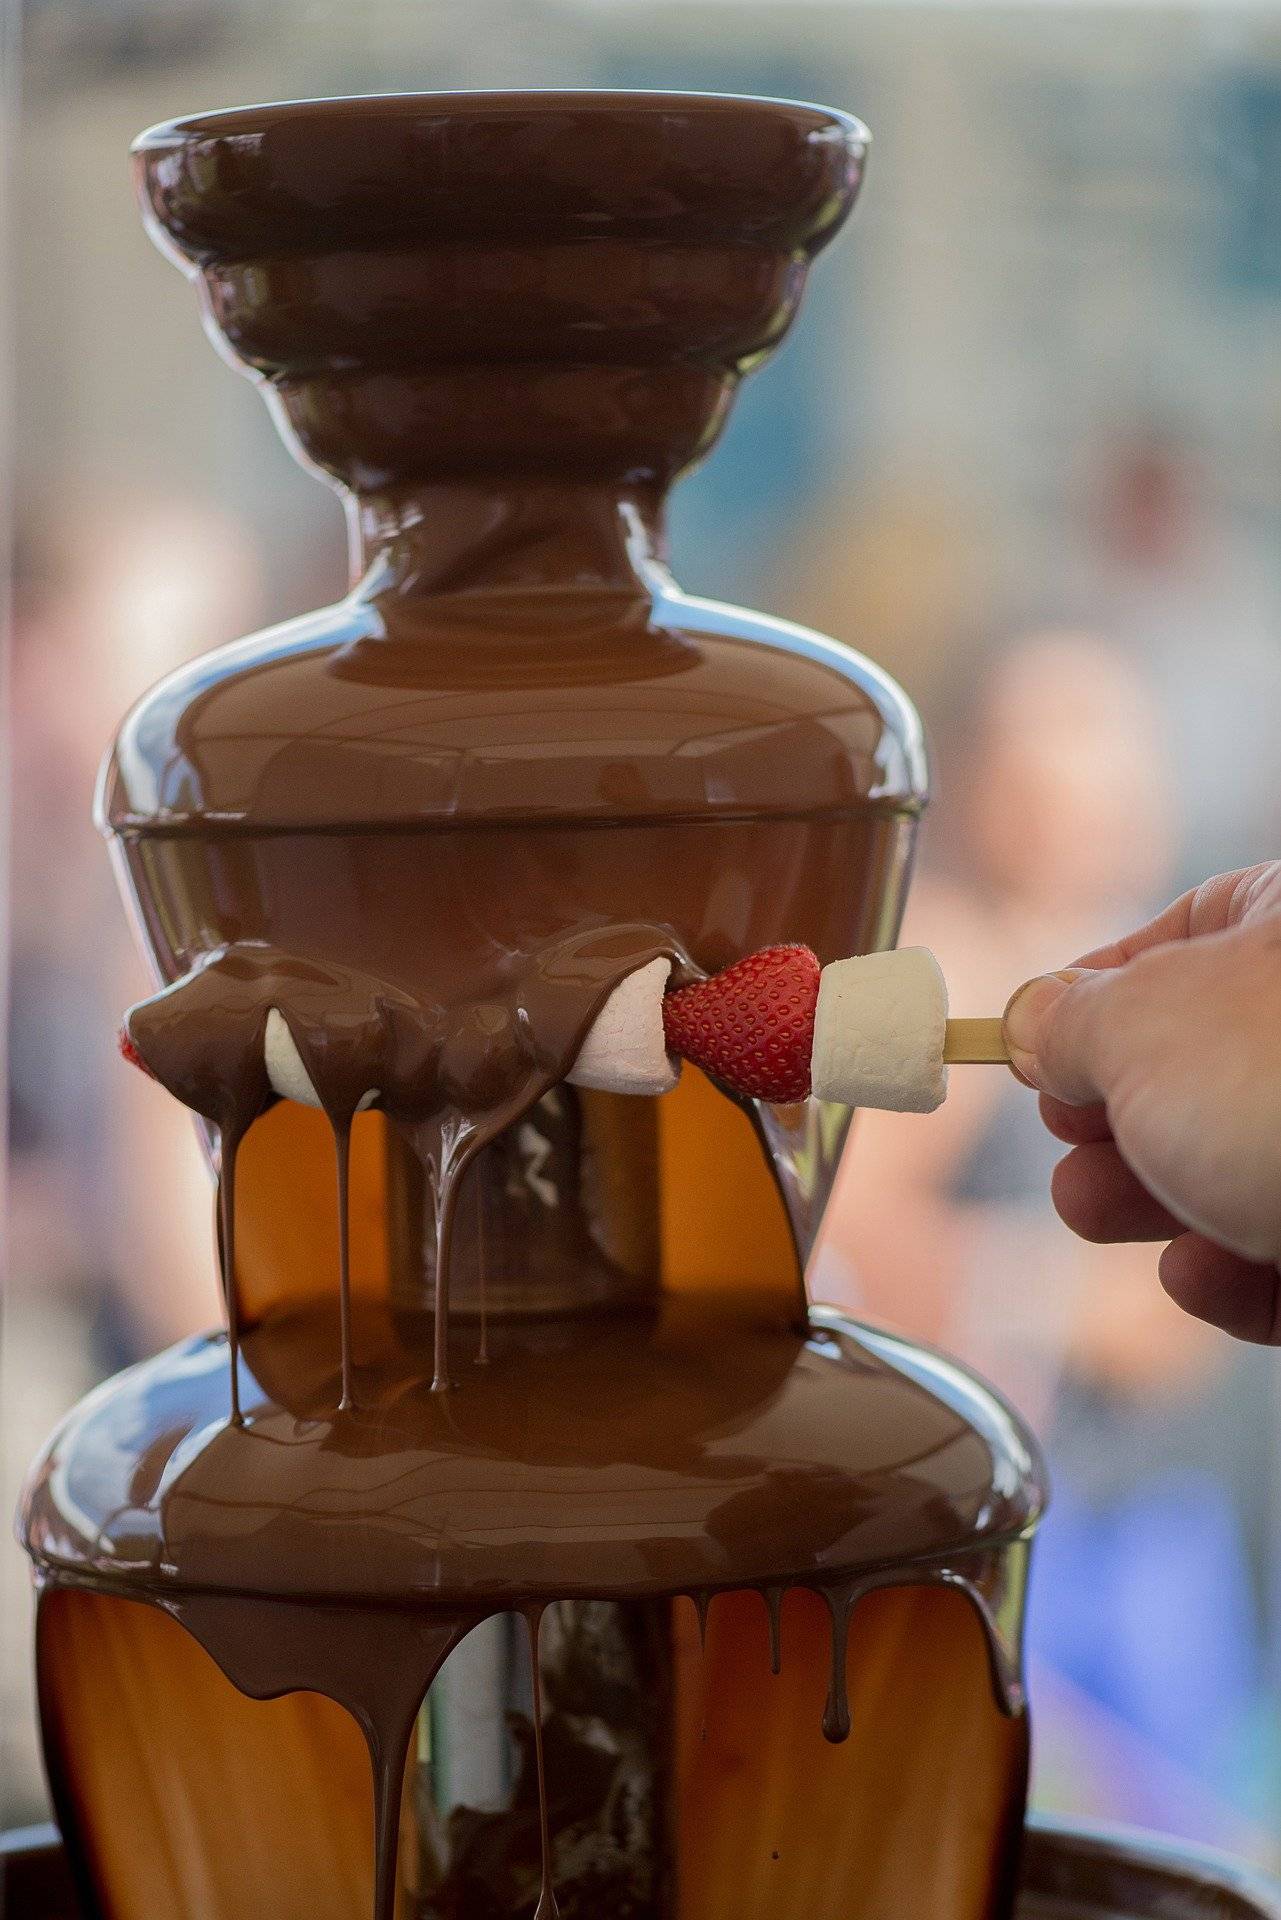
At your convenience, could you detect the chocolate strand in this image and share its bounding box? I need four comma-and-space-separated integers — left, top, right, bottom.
525, 1606, 560, 1920
474, 1170, 489, 1368
216, 1126, 244, 1427
368, 1710, 415, 1920
764, 1585, 784, 1677
694, 1591, 711, 1745
333, 1117, 355, 1413
821, 1585, 856, 1745
429, 1129, 454, 1395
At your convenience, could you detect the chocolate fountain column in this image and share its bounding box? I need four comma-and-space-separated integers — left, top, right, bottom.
20, 92, 1045, 1920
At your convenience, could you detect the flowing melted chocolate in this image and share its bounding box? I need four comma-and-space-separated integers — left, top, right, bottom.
123, 924, 684, 1399
20, 89, 1047, 1920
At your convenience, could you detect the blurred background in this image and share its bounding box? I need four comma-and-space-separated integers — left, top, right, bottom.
5, 0, 1281, 1868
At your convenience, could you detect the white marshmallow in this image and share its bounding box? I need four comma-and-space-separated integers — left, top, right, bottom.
264, 1008, 377, 1112
567, 957, 680, 1097
810, 947, 948, 1114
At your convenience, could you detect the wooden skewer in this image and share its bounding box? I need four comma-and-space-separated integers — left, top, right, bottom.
943, 1017, 1010, 1066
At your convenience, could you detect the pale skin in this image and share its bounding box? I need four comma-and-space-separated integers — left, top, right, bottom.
1004, 861, 1281, 1343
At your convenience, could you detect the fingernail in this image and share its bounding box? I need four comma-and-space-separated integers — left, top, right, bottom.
1003, 970, 1083, 1084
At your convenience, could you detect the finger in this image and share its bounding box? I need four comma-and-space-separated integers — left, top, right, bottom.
1051, 1142, 1184, 1244
1158, 1232, 1281, 1344
1039, 1092, 1111, 1146
1070, 866, 1275, 970
1004, 968, 1119, 1103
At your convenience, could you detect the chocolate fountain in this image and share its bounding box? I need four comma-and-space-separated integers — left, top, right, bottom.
11, 91, 1281, 1920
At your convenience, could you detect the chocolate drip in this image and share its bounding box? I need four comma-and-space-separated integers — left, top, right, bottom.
368, 1691, 420, 1920
411, 1114, 475, 1395
940, 1542, 1033, 1718
216, 1128, 244, 1425
524, 1609, 560, 1920
165, 1592, 474, 1920
333, 1118, 355, 1410
821, 1585, 855, 1745
764, 1585, 784, 1678
474, 1174, 490, 1367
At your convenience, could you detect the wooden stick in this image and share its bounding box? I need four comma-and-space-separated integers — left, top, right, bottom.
943, 1018, 1010, 1066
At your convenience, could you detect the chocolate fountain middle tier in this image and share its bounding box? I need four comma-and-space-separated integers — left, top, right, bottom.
102, 552, 926, 1332
25, 1289, 1041, 1613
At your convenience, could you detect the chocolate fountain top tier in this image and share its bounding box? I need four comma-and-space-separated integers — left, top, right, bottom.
134, 91, 868, 491
104, 92, 920, 840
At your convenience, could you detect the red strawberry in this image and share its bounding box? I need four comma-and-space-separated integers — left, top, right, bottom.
662, 945, 821, 1103
118, 1027, 155, 1080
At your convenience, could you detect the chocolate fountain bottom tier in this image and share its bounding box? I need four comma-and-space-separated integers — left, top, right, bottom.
6, 1820, 1281, 1920
20, 1299, 1043, 1608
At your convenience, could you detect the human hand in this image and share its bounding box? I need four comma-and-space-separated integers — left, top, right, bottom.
1003, 863, 1281, 1341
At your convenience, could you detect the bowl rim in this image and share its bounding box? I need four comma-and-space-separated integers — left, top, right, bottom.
133, 88, 870, 156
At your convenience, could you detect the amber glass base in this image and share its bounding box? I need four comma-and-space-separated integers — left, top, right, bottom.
37, 1583, 1022, 1920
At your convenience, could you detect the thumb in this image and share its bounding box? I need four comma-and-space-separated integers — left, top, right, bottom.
1003, 966, 1122, 1103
